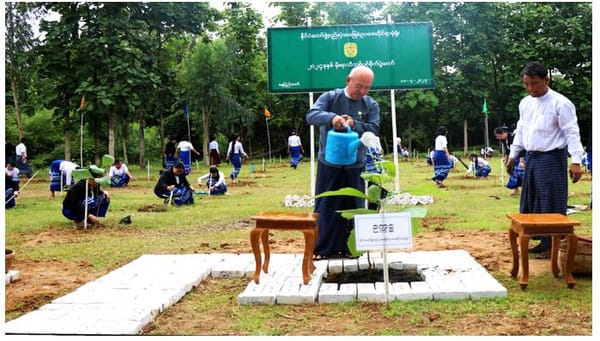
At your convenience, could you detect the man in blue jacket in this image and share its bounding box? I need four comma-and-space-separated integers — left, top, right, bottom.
306, 65, 380, 259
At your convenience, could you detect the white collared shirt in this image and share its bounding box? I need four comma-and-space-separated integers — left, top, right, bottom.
434, 135, 447, 151
510, 88, 584, 163
288, 135, 302, 147
209, 140, 219, 153
177, 141, 194, 152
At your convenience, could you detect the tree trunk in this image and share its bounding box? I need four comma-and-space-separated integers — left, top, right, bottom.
94, 122, 100, 166
463, 119, 468, 157
159, 111, 165, 167
407, 120, 412, 155
64, 110, 72, 161
202, 106, 211, 166
138, 109, 146, 169
121, 118, 128, 164
108, 111, 115, 156
10, 71, 24, 140
7, 3, 24, 140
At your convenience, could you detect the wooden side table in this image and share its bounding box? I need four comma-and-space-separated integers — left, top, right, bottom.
250, 212, 319, 285
507, 213, 580, 289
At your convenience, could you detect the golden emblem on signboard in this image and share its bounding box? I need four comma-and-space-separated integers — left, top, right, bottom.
344, 42, 358, 58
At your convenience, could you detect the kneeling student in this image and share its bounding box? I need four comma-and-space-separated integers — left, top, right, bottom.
62, 165, 111, 228
109, 159, 134, 187
464, 153, 492, 179
154, 162, 195, 205
198, 166, 227, 195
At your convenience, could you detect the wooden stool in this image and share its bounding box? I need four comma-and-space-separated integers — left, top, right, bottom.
250, 212, 319, 285
507, 213, 580, 289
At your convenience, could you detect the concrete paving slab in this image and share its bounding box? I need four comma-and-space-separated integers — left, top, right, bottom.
5, 250, 506, 335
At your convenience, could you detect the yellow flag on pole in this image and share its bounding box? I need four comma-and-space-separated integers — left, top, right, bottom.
264, 107, 272, 118
79, 96, 86, 110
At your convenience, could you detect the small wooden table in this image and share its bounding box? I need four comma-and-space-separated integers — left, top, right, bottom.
250, 212, 319, 285
507, 213, 580, 289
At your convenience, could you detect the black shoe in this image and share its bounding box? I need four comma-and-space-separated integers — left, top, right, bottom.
528, 243, 549, 254
119, 215, 132, 225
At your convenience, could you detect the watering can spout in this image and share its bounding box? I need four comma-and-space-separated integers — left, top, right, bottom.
348, 139, 362, 157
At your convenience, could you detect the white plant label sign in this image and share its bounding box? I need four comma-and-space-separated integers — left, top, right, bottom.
354, 212, 412, 251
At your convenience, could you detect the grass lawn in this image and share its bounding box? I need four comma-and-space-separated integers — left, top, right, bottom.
4, 155, 593, 335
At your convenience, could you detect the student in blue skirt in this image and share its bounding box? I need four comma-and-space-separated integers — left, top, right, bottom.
197, 166, 227, 195
226, 133, 248, 181
464, 153, 492, 179
62, 166, 111, 228
431, 126, 452, 188
176, 139, 200, 175
287, 130, 304, 169
5, 172, 19, 209
154, 162, 195, 205
49, 160, 79, 197
108, 159, 134, 187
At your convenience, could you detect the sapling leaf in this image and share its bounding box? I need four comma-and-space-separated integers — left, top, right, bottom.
347, 229, 364, 257
336, 208, 377, 220
314, 187, 368, 200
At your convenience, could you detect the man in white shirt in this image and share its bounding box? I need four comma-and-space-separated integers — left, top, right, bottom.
506, 61, 585, 257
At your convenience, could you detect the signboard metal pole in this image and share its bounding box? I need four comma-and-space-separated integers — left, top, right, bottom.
391, 89, 400, 192
310, 93, 315, 197
308, 17, 317, 198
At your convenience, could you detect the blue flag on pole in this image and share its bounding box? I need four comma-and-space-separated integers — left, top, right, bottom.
184, 102, 189, 117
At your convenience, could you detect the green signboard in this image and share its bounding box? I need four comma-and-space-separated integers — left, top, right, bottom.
267, 22, 435, 93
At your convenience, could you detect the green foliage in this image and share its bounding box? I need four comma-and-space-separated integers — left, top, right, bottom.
4, 2, 592, 169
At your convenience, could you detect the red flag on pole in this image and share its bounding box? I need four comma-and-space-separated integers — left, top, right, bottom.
79, 96, 86, 110
264, 107, 272, 118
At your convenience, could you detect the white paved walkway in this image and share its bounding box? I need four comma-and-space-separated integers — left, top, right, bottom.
4, 250, 506, 335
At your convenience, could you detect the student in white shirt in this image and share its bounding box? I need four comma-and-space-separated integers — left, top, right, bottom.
177, 140, 200, 175
225, 134, 248, 181
109, 159, 134, 187
464, 154, 492, 179
197, 166, 227, 195
431, 126, 452, 188
49, 160, 79, 197
287, 130, 304, 169
209, 136, 221, 166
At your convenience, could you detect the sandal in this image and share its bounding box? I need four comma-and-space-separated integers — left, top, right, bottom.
528, 243, 549, 254
534, 250, 551, 259
330, 252, 359, 260
313, 254, 327, 261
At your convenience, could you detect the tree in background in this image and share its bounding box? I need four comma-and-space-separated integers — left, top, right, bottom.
5, 2, 43, 140
4, 2, 592, 164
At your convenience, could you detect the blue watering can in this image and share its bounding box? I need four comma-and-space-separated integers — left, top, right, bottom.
325, 127, 362, 166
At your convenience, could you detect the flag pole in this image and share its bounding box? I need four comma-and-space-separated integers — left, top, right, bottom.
266, 116, 272, 162
264, 108, 272, 163
482, 99, 489, 151
79, 96, 86, 167
185, 102, 191, 142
